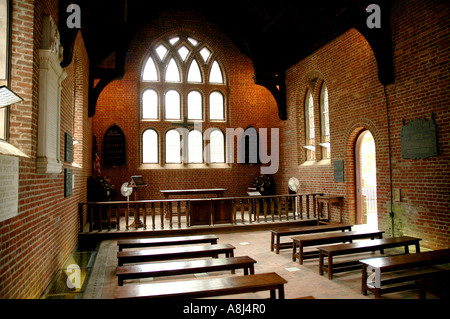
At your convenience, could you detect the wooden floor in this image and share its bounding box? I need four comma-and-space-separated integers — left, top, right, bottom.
82, 224, 446, 300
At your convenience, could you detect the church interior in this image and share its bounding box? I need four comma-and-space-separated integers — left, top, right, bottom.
0, 0, 449, 303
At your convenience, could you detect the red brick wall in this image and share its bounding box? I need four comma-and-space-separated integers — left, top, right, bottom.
1, 0, 448, 300
279, 0, 450, 249
93, 9, 279, 200
0, 0, 92, 299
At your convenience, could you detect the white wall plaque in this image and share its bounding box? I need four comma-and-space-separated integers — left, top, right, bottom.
0, 154, 19, 222
36, 15, 65, 174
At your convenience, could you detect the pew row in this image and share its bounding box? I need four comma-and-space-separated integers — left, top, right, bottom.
117, 234, 219, 251
360, 248, 450, 299
114, 272, 287, 299
117, 244, 235, 266
317, 236, 422, 279
292, 229, 384, 264
116, 256, 257, 286
270, 223, 353, 254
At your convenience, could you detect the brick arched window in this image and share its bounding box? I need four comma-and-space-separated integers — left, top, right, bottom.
319, 84, 331, 159
304, 90, 315, 160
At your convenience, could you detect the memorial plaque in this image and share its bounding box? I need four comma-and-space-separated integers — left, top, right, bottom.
0, 155, 19, 223
65, 133, 73, 162
401, 117, 438, 159
103, 124, 126, 166
334, 160, 344, 182
64, 168, 73, 197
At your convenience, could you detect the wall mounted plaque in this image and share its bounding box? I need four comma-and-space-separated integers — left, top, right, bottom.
0, 155, 19, 223
65, 133, 73, 162
334, 160, 344, 182
103, 124, 126, 166
401, 116, 438, 159
64, 168, 73, 197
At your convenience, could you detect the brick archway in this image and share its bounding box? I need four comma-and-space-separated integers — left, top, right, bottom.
344, 119, 380, 225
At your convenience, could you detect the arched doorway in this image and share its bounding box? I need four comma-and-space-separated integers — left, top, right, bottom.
355, 130, 377, 228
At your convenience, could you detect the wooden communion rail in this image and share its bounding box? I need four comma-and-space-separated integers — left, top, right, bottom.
78, 193, 325, 232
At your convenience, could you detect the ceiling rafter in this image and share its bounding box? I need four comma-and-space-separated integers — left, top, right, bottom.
58, 0, 395, 119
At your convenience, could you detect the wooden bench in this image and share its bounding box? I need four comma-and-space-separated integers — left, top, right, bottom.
270, 223, 353, 254
292, 229, 384, 264
114, 272, 287, 299
360, 248, 450, 299
117, 243, 235, 266
317, 236, 422, 279
117, 234, 219, 251
417, 275, 450, 299
116, 256, 257, 286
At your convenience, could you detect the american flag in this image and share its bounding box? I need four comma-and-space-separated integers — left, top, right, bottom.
93, 136, 102, 179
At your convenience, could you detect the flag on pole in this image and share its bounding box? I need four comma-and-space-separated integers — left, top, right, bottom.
93, 136, 102, 179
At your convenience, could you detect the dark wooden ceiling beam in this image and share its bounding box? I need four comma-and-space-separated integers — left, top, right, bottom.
58, 0, 395, 119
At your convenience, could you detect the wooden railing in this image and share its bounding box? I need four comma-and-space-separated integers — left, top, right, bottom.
78, 193, 323, 233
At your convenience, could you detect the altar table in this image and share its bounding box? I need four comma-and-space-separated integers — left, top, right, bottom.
160, 188, 227, 199
160, 188, 228, 225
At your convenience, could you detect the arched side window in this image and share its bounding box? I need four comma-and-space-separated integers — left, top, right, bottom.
140, 33, 228, 165
303, 90, 315, 160
320, 84, 331, 159
143, 129, 158, 163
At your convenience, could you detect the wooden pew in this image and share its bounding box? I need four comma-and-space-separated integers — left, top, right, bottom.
117, 243, 235, 266
416, 276, 450, 299
317, 236, 422, 279
114, 272, 287, 299
292, 229, 384, 264
270, 223, 353, 254
117, 234, 219, 251
116, 256, 257, 286
360, 248, 450, 299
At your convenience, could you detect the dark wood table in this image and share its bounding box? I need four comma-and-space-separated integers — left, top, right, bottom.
160, 188, 227, 223
316, 196, 343, 224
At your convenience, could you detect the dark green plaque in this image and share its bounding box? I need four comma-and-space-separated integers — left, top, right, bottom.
401, 117, 438, 159
334, 160, 344, 182
64, 169, 73, 197
65, 133, 73, 163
